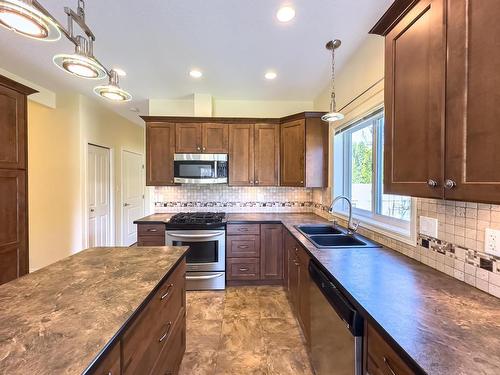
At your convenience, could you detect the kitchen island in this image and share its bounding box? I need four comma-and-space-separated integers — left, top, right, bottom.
0, 246, 188, 375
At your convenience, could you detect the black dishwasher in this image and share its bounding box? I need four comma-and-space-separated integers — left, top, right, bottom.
309, 260, 364, 375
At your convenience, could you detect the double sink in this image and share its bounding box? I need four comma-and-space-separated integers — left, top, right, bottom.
295, 224, 381, 249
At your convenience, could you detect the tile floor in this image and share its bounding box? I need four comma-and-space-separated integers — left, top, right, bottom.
178, 286, 314, 375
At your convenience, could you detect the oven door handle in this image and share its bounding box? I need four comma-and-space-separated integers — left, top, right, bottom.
168, 231, 225, 239
186, 273, 225, 280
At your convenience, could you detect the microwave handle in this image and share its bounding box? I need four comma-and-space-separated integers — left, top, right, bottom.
168, 231, 225, 238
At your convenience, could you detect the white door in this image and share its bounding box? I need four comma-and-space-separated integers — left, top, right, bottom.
88, 144, 111, 247
122, 150, 145, 246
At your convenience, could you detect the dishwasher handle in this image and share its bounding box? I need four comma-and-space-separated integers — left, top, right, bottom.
309, 260, 363, 337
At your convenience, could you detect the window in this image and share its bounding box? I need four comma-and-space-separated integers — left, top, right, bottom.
333, 108, 413, 236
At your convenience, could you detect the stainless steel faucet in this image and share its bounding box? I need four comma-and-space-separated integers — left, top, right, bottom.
329, 195, 360, 235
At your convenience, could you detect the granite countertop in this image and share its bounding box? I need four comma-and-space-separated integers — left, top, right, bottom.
0, 246, 188, 375
133, 212, 500, 374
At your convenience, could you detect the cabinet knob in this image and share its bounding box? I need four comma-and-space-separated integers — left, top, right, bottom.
427, 179, 438, 187
202, 147, 206, 151
255, 180, 259, 184
300, 180, 304, 184
249, 180, 254, 184
197, 146, 201, 151
444, 179, 456, 189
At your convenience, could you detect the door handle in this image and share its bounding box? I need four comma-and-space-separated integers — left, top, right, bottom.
123, 203, 130, 207
90, 208, 95, 212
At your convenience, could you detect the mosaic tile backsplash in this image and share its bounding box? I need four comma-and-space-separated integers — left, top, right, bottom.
312, 188, 500, 299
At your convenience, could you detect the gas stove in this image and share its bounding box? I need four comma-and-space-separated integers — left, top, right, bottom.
166, 212, 226, 229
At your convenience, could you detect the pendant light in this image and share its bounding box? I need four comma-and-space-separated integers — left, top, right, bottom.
53, 35, 107, 79
0, 0, 132, 103
0, 0, 60, 41
322, 39, 344, 123
94, 69, 132, 102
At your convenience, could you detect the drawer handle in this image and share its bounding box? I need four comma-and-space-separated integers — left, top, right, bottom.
238, 245, 249, 249
160, 283, 174, 300
383, 357, 398, 375
147, 228, 158, 232
239, 267, 249, 272
238, 228, 249, 232
159, 321, 173, 342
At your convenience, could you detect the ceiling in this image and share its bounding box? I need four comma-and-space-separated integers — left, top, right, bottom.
0, 0, 392, 123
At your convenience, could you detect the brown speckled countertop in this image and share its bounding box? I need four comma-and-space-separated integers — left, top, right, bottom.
136, 212, 500, 374
0, 246, 188, 375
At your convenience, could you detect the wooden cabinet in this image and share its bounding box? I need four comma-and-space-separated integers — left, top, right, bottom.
286, 236, 299, 309
260, 224, 283, 280
226, 223, 284, 284
90, 342, 120, 375
365, 323, 415, 375
229, 123, 280, 186
373, 0, 500, 203
228, 124, 254, 186
445, 0, 500, 203
176, 123, 228, 153
146, 122, 175, 186
280, 115, 328, 188
0, 75, 35, 286
137, 223, 166, 246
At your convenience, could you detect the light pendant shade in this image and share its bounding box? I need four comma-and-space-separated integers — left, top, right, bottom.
94, 70, 132, 102
323, 39, 343, 123
53, 36, 107, 79
0, 0, 60, 40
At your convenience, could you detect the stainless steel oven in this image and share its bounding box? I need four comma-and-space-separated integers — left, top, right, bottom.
174, 153, 228, 184
166, 229, 225, 290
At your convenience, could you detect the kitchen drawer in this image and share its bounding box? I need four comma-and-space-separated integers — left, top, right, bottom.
227, 223, 260, 235
366, 324, 414, 375
137, 236, 165, 246
227, 235, 260, 257
138, 223, 166, 236
151, 313, 186, 375
89, 341, 120, 375
122, 260, 185, 374
227, 258, 260, 280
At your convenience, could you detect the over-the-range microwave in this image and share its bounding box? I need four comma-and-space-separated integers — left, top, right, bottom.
173, 153, 228, 184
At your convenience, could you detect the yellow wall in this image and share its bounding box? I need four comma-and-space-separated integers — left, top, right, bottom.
27, 94, 144, 271
28, 95, 82, 271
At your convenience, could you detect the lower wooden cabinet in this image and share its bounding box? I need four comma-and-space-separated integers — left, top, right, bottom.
226, 223, 284, 284
137, 223, 166, 246
365, 323, 415, 375
90, 259, 186, 375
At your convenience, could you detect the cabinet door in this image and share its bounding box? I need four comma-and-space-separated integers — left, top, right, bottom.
146, 122, 175, 186
445, 0, 500, 203
280, 120, 305, 187
0, 170, 27, 285
254, 123, 279, 186
297, 247, 311, 344
0, 85, 26, 170
260, 224, 283, 280
175, 123, 202, 153
202, 123, 228, 153
384, 0, 445, 198
287, 245, 299, 311
91, 342, 121, 375
229, 124, 254, 186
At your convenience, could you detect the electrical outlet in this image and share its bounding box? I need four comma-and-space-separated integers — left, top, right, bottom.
419, 216, 438, 238
484, 228, 500, 257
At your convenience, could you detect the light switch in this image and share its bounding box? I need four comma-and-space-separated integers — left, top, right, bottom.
485, 228, 500, 257
419, 216, 438, 238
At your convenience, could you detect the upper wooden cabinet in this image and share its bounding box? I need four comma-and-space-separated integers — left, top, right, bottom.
280, 114, 328, 188
175, 123, 228, 153
146, 122, 175, 186
229, 123, 280, 186
372, 0, 500, 203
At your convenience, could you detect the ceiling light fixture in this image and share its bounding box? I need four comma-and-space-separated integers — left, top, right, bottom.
276, 6, 295, 23
94, 69, 132, 102
0, 0, 132, 103
265, 71, 277, 80
189, 69, 202, 78
0, 0, 60, 41
322, 39, 344, 123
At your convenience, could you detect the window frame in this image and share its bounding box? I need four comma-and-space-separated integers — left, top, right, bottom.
332, 106, 416, 245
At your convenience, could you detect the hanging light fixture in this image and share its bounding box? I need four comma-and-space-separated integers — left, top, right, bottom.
94, 69, 132, 102
53, 35, 107, 79
0, 0, 132, 103
0, 0, 60, 40
322, 39, 344, 123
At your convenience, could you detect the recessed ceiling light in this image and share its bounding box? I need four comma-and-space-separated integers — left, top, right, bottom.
265, 71, 277, 80
189, 69, 202, 78
276, 6, 295, 23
